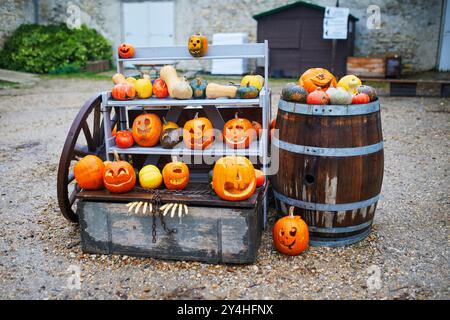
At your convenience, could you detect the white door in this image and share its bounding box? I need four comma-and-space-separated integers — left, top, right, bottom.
439, 0, 450, 71
123, 1, 174, 47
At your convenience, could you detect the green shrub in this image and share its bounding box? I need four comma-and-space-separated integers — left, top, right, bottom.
0, 24, 112, 74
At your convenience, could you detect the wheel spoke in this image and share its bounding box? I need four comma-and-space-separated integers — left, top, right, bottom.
82, 121, 95, 151
93, 104, 101, 148
73, 144, 96, 158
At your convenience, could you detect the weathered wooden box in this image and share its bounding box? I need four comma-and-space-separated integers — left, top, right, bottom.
78, 188, 265, 264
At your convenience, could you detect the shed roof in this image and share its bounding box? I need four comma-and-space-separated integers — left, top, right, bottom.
253, 1, 359, 21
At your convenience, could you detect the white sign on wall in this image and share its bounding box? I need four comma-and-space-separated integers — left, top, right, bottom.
323, 7, 349, 39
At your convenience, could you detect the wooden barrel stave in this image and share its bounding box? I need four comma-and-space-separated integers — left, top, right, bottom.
272, 99, 384, 246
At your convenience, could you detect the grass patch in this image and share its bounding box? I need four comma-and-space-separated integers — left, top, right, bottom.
0, 79, 19, 88
40, 70, 114, 81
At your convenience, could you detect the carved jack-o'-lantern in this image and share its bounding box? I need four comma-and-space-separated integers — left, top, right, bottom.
118, 43, 135, 59
299, 68, 337, 93
188, 33, 208, 57
132, 113, 162, 147
223, 112, 255, 149
183, 113, 214, 150
103, 152, 136, 194
272, 206, 309, 256
162, 161, 189, 190
212, 156, 256, 201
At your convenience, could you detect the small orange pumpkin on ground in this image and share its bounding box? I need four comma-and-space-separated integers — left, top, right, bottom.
223, 112, 255, 149
273, 206, 309, 256
118, 43, 135, 59
188, 33, 208, 57
132, 113, 162, 147
74, 155, 105, 190
299, 68, 337, 93
103, 152, 136, 193
162, 161, 189, 190
212, 156, 256, 201
111, 82, 136, 100
183, 113, 214, 150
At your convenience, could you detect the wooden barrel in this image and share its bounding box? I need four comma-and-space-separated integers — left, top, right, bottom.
271, 99, 384, 247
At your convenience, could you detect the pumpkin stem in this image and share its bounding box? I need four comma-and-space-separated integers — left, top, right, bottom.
288, 206, 295, 218
246, 81, 250, 87
171, 155, 178, 163
162, 116, 168, 125
234, 111, 240, 119
194, 112, 199, 119
113, 150, 120, 162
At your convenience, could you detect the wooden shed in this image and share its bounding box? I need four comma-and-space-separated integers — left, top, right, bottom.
254, 1, 358, 78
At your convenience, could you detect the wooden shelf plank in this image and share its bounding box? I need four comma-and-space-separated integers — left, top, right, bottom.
106, 97, 261, 108
108, 140, 263, 157
76, 183, 266, 208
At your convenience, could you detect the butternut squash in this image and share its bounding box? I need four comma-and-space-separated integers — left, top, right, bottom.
160, 65, 193, 99
205, 83, 238, 99
172, 77, 193, 99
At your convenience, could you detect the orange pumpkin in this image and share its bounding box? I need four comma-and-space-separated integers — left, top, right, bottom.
188, 33, 208, 57
132, 113, 162, 147
273, 206, 309, 256
299, 68, 337, 93
212, 156, 256, 201
111, 83, 136, 100
183, 113, 214, 150
103, 152, 136, 193
73, 155, 105, 190
162, 161, 189, 190
251, 121, 262, 138
306, 89, 330, 105
118, 43, 135, 59
223, 112, 254, 149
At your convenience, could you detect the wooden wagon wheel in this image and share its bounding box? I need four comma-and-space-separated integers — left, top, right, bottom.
57, 93, 118, 222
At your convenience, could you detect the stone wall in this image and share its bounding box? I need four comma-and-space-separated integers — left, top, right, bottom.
0, 0, 444, 73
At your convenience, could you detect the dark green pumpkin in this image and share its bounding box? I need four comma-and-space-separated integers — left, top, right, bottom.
281, 83, 308, 103
190, 78, 208, 99
357, 85, 377, 102
160, 128, 183, 149
237, 82, 259, 99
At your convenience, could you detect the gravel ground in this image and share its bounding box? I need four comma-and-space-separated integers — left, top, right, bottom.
0, 78, 448, 300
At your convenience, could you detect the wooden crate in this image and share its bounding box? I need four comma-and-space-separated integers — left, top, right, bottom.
347, 57, 386, 78
77, 186, 266, 264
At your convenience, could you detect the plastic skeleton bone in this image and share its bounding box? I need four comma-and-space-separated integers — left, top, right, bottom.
160, 203, 189, 218
125, 201, 188, 217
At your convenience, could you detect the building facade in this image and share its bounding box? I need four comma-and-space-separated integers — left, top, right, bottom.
0, 0, 447, 73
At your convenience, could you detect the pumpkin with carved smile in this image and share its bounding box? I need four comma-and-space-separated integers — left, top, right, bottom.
188, 33, 208, 57
162, 161, 189, 190
223, 112, 254, 149
183, 113, 214, 150
118, 43, 135, 59
103, 152, 136, 193
132, 113, 162, 147
273, 206, 309, 256
212, 156, 256, 201
299, 68, 337, 93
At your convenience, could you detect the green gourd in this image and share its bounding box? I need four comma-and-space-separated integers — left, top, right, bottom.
190, 78, 208, 99
237, 82, 259, 99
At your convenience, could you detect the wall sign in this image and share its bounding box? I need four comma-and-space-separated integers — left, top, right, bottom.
323, 7, 349, 39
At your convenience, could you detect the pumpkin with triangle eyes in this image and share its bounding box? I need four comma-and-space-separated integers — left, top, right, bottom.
212, 156, 256, 201
132, 113, 162, 147
188, 33, 208, 57
273, 206, 309, 256
162, 161, 189, 190
103, 152, 136, 193
183, 113, 214, 150
299, 68, 337, 93
118, 43, 135, 59
223, 112, 255, 149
